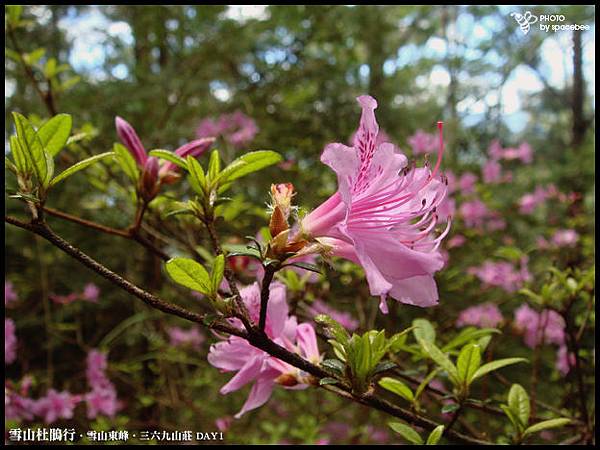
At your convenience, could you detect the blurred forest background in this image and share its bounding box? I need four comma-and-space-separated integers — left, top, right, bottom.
5, 5, 595, 445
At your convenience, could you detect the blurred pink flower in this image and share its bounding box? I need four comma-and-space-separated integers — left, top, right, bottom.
458, 172, 477, 195
5, 383, 37, 421
488, 139, 504, 160
468, 259, 530, 293
50, 292, 80, 305
518, 186, 549, 214
456, 302, 503, 328
459, 199, 490, 229
208, 282, 321, 418
482, 159, 502, 183
167, 326, 205, 350
196, 110, 258, 149
215, 416, 233, 432
447, 234, 466, 249
33, 389, 82, 424
551, 229, 579, 247
514, 304, 565, 348
407, 129, 437, 155
85, 349, 121, 419
5, 318, 17, 365
81, 283, 100, 303
502, 142, 533, 164
307, 299, 359, 331
5, 281, 18, 305
555, 345, 576, 375
301, 95, 449, 312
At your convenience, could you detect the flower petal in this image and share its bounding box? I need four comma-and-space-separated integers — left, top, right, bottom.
115, 116, 147, 166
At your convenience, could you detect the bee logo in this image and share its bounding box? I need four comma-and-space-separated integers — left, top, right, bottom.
510, 11, 538, 35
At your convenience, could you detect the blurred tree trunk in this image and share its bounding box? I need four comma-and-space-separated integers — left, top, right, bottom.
571, 29, 586, 148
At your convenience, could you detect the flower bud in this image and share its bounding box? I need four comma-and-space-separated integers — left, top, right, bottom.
270, 183, 294, 220
140, 157, 160, 201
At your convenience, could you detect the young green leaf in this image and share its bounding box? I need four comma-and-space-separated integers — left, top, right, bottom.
522, 418, 571, 437
208, 150, 221, 182
319, 377, 339, 386
414, 368, 441, 403
165, 257, 211, 295
508, 384, 530, 428
217, 150, 282, 184
187, 155, 207, 196
388, 422, 423, 445
470, 358, 528, 382
378, 377, 414, 402
149, 149, 188, 170
412, 318, 436, 343
501, 404, 521, 431
210, 254, 225, 295
12, 112, 48, 187
37, 114, 72, 156
314, 314, 350, 345
456, 343, 481, 385
49, 152, 114, 187
113, 143, 139, 182
442, 327, 500, 352
417, 338, 459, 384
426, 425, 444, 445
9, 135, 31, 175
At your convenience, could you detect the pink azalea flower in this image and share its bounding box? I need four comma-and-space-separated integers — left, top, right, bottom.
306, 299, 359, 331
208, 282, 321, 418
81, 283, 100, 303
459, 199, 490, 229
458, 172, 478, 195
115, 116, 214, 188
85, 387, 121, 419
5, 382, 37, 421
555, 345, 576, 375
351, 128, 392, 149
33, 389, 81, 424
215, 416, 233, 432
300, 95, 450, 312
407, 129, 438, 155
5, 318, 17, 365
196, 111, 258, 149
167, 326, 205, 350
447, 234, 466, 249
444, 170, 457, 194
488, 139, 504, 160
518, 186, 548, 214
551, 229, 579, 247
513, 304, 565, 348
501, 142, 533, 164
482, 159, 502, 184
468, 259, 530, 293
456, 302, 503, 328
5, 281, 18, 305
85, 349, 121, 418
49, 292, 80, 305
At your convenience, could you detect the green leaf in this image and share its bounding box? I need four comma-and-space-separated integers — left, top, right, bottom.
37, 114, 72, 156
372, 360, 397, 375
187, 156, 207, 196
113, 143, 139, 182
13, 112, 48, 187
283, 261, 321, 274
208, 150, 221, 182
508, 384, 530, 428
211, 254, 225, 295
426, 425, 444, 445
414, 368, 441, 402
413, 318, 436, 343
217, 150, 282, 184
417, 338, 459, 384
149, 149, 188, 170
523, 418, 571, 437
388, 422, 423, 445
378, 377, 414, 402
441, 403, 460, 414
471, 358, 528, 382
49, 152, 114, 187
319, 377, 339, 386
314, 314, 350, 345
165, 257, 211, 295
442, 327, 500, 352
456, 344, 481, 385
9, 135, 31, 175
321, 359, 345, 374
501, 404, 521, 431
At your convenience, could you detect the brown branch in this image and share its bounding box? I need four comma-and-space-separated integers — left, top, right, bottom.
6, 214, 490, 445
43, 206, 170, 261
259, 264, 277, 331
